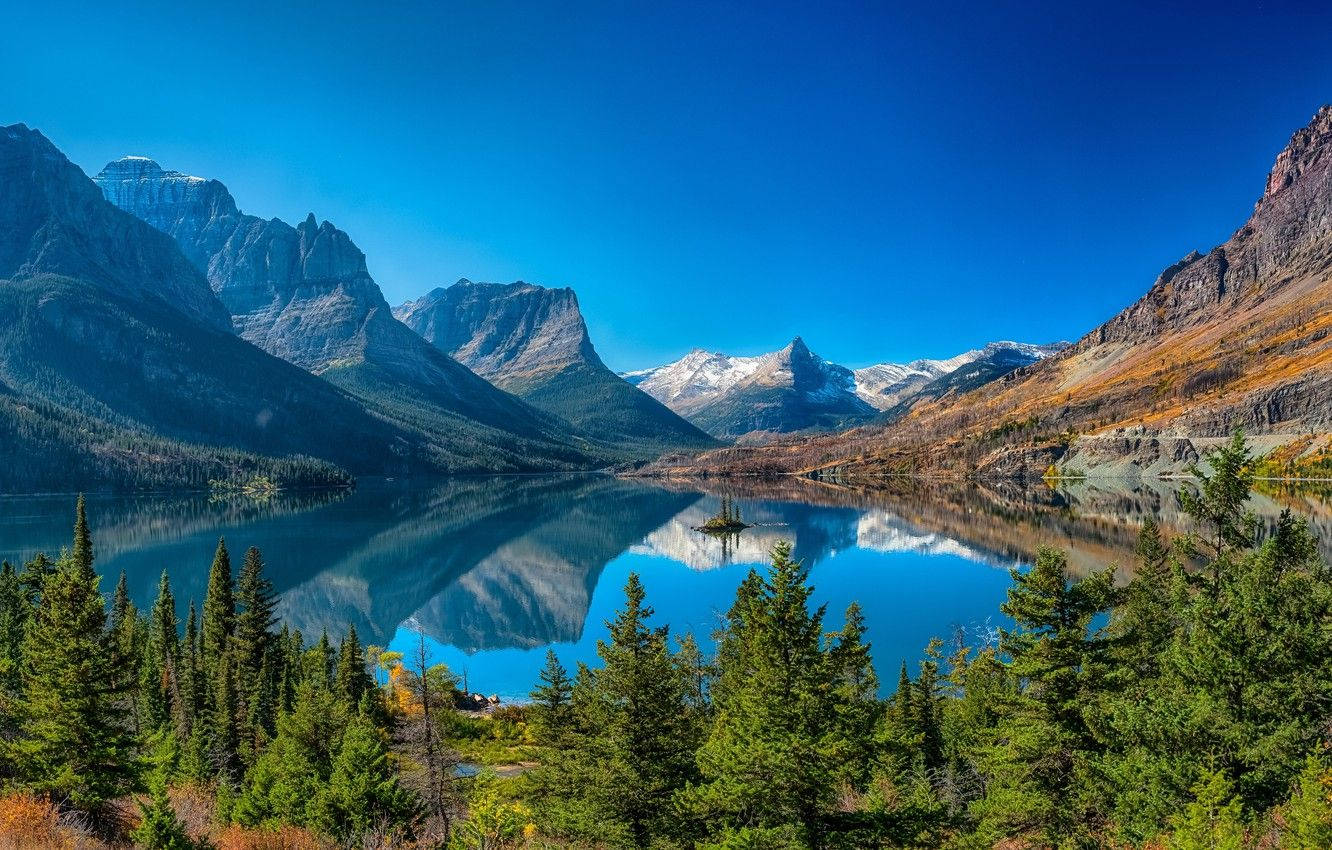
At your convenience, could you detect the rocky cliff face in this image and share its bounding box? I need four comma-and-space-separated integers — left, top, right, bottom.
395, 280, 600, 387
0, 124, 437, 484
96, 158, 416, 373
636, 106, 1332, 478
3, 131, 232, 332
94, 158, 604, 471
394, 281, 716, 457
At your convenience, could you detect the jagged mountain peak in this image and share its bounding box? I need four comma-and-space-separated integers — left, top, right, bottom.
628, 337, 1064, 436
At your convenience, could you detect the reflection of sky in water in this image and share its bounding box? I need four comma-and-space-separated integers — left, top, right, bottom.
391, 545, 1015, 701
3, 477, 1327, 702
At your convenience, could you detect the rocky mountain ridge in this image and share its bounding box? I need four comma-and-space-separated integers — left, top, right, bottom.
625, 338, 1062, 438
638, 106, 1332, 479
0, 123, 431, 488
94, 157, 604, 471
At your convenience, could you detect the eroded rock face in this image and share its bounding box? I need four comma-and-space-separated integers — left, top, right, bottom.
395, 280, 600, 387
3, 133, 232, 332
394, 281, 716, 455
93, 157, 596, 468
95, 159, 395, 373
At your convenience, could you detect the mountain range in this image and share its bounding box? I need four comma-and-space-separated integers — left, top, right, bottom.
624, 338, 1063, 439
5, 104, 1332, 490
641, 106, 1332, 480
93, 156, 608, 472
392, 280, 716, 458
0, 123, 418, 491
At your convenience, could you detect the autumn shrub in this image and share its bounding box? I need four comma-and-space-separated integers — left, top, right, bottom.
213, 824, 333, 850
0, 792, 109, 850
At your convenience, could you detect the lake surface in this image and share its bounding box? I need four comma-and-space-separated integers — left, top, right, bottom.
2, 475, 1329, 700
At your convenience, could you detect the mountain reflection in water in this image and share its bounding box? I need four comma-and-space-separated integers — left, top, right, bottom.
0, 475, 1326, 698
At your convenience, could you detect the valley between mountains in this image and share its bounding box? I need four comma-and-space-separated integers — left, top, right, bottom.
4, 105, 1332, 491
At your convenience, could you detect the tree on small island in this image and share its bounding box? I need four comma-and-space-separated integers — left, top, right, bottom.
697, 494, 750, 533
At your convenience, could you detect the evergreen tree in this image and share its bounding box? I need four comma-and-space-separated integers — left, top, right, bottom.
580, 572, 697, 847
179, 601, 202, 734
200, 537, 235, 680
210, 653, 242, 780
1280, 756, 1332, 849
1167, 767, 1247, 850
144, 571, 180, 730
335, 623, 372, 709
1179, 429, 1258, 562
974, 547, 1115, 846
131, 784, 199, 850
0, 560, 27, 697
530, 649, 574, 745
14, 498, 137, 821
828, 602, 881, 788
686, 542, 845, 848
234, 546, 277, 687
233, 680, 346, 828
314, 711, 416, 840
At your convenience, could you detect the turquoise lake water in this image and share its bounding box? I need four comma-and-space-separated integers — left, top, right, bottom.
2, 475, 1326, 700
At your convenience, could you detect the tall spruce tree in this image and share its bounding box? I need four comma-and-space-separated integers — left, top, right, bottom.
686, 542, 844, 848
335, 623, 373, 710
234, 546, 277, 684
201, 537, 236, 681
580, 572, 697, 848
974, 547, 1115, 847
530, 649, 574, 745
15, 497, 138, 821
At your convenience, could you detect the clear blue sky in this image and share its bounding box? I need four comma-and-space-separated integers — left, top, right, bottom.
3, 1, 1331, 371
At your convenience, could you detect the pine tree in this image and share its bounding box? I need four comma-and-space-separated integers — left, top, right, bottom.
581, 572, 697, 847
686, 542, 843, 847
1280, 756, 1332, 849
144, 571, 180, 730
234, 546, 277, 686
201, 537, 235, 681
828, 602, 881, 788
179, 601, 202, 733
314, 711, 416, 840
335, 623, 372, 709
15, 498, 137, 821
1167, 768, 1246, 850
1179, 429, 1258, 562
0, 560, 27, 697
530, 649, 574, 745
131, 784, 198, 850
975, 547, 1115, 846
210, 653, 242, 780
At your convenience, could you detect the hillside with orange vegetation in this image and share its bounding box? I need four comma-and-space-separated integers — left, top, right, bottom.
639, 106, 1332, 481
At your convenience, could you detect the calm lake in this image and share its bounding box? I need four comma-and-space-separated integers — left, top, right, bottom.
2, 475, 1329, 700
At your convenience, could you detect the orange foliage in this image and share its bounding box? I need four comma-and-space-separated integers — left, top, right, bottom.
213, 824, 334, 850
0, 792, 97, 850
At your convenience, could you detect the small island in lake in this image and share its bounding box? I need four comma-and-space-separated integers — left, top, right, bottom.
695, 495, 751, 533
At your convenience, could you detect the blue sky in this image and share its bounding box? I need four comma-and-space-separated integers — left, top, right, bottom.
3, 0, 1331, 370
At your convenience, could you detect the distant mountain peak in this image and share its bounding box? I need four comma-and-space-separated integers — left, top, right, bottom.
627, 338, 1065, 436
